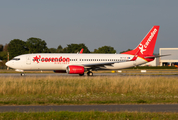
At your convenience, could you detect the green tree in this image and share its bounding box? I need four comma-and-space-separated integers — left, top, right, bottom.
0, 44, 6, 61
62, 43, 90, 53
94, 46, 116, 53
26, 37, 49, 53
3, 44, 8, 52
49, 48, 57, 53
57, 45, 63, 53
0, 44, 3, 52
120, 49, 132, 54
0, 51, 7, 61
8, 39, 28, 59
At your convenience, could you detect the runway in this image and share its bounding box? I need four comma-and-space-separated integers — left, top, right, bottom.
0, 73, 178, 77
0, 104, 178, 112
0, 73, 117, 77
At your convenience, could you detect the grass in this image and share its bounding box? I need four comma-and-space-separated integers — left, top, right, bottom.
0, 111, 178, 120
0, 76, 178, 105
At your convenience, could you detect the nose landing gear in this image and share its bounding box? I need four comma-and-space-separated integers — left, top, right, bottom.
21, 73, 25, 76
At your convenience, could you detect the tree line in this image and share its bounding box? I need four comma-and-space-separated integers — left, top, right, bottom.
0, 37, 117, 62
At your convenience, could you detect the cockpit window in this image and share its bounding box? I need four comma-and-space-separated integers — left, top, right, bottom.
12, 58, 20, 61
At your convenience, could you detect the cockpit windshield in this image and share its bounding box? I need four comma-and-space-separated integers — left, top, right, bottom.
12, 58, 20, 61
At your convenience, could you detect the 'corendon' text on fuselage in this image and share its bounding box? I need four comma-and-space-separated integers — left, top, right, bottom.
33, 55, 70, 63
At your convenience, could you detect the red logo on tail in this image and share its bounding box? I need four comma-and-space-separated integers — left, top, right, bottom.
139, 44, 146, 54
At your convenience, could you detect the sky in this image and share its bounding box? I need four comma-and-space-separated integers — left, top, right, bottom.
0, 0, 178, 53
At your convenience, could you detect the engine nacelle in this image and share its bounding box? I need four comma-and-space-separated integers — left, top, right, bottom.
53, 70, 66, 73
66, 65, 84, 74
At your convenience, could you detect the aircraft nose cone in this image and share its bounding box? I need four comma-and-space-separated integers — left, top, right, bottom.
5, 61, 10, 67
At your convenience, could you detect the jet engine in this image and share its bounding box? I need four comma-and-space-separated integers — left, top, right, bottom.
66, 65, 85, 74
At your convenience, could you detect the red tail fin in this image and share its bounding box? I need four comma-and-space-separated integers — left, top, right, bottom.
122, 26, 160, 57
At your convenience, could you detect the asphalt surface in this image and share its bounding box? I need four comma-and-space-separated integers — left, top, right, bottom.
0, 73, 178, 77
0, 73, 118, 77
0, 104, 178, 112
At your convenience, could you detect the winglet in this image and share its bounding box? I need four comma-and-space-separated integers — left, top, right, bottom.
79, 48, 84, 54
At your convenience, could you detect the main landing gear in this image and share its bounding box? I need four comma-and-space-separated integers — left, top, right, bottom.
79, 71, 93, 76
87, 71, 93, 76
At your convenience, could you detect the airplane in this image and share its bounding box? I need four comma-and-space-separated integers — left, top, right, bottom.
6, 25, 160, 76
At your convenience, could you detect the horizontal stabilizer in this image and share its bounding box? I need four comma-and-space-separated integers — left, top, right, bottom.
144, 54, 171, 59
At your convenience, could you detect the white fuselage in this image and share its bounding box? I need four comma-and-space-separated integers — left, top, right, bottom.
6, 53, 147, 71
